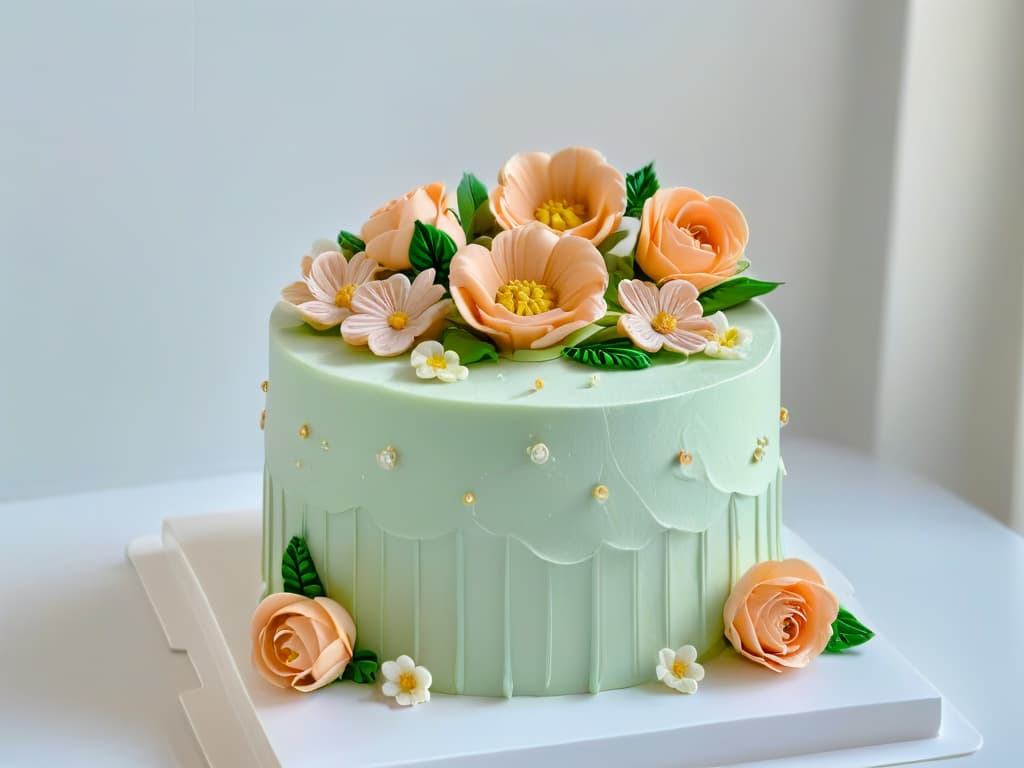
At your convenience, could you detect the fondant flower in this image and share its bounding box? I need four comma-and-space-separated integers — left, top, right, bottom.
410, 340, 468, 383
616, 279, 714, 354
360, 183, 466, 271
281, 239, 342, 308
381, 654, 432, 706
723, 559, 840, 672
282, 249, 381, 330
655, 645, 705, 694
637, 187, 748, 290
491, 147, 626, 245
341, 270, 452, 357
448, 223, 608, 352
250, 593, 356, 693
700, 311, 753, 359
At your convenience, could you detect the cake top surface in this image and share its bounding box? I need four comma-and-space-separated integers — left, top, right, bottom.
271, 298, 778, 409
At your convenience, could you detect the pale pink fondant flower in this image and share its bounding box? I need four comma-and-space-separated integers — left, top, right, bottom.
341, 269, 451, 357
616, 279, 714, 354
281, 239, 342, 308
448, 223, 608, 352
491, 147, 626, 245
282, 249, 381, 330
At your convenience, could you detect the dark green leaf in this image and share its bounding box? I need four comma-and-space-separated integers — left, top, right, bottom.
341, 649, 380, 684
456, 173, 489, 241
562, 339, 652, 370
337, 230, 366, 257
281, 536, 325, 598
825, 607, 875, 653
597, 228, 631, 256
471, 201, 498, 238
625, 162, 659, 218
442, 327, 498, 365
698, 277, 782, 315
408, 220, 458, 287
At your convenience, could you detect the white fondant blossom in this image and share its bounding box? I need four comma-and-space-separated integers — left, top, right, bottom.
282, 244, 381, 330
701, 311, 752, 359
656, 645, 705, 694
410, 341, 468, 383
381, 654, 432, 706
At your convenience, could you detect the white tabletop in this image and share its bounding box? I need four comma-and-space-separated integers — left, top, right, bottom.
0, 437, 1020, 767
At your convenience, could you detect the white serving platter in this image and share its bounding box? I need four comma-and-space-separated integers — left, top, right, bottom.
128, 511, 980, 767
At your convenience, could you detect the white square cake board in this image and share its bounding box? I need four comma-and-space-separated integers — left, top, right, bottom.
127, 511, 981, 767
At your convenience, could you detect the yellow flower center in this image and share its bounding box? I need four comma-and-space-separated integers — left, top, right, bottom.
284, 649, 299, 664
334, 283, 356, 309
495, 279, 557, 316
388, 311, 409, 330
720, 327, 740, 347
427, 354, 447, 370
535, 199, 587, 231
651, 311, 678, 335
672, 659, 687, 677
399, 671, 417, 692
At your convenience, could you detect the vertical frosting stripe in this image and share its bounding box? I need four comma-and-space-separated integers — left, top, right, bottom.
775, 463, 785, 558
413, 539, 421, 660
262, 469, 272, 592
545, 563, 554, 690
698, 530, 708, 647
455, 528, 465, 694
502, 536, 513, 698
754, 495, 763, 561
589, 549, 602, 694
632, 549, 640, 677
379, 530, 386, 660
350, 509, 357, 619
729, 495, 739, 587
663, 529, 671, 648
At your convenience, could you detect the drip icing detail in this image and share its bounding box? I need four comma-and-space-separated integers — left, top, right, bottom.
502, 537, 513, 698
413, 539, 421, 660
754, 496, 762, 561
379, 530, 386, 660
454, 528, 465, 694
545, 563, 554, 690
729, 495, 739, 587
698, 530, 707, 646
279, 487, 287, 579
262, 470, 272, 590
775, 463, 784, 558
632, 549, 640, 677
322, 508, 330, 597
589, 549, 602, 694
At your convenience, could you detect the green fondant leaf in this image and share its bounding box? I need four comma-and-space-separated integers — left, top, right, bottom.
825, 607, 875, 653
337, 230, 366, 257
456, 172, 489, 241
625, 162, 659, 218
341, 649, 380, 684
735, 259, 750, 275
408, 220, 458, 287
470, 235, 493, 249
472, 199, 498, 239
442, 327, 498, 365
698, 277, 783, 315
281, 536, 325, 599
597, 228, 631, 256
562, 338, 652, 370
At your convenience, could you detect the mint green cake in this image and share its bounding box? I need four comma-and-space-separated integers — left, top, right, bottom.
259, 147, 786, 697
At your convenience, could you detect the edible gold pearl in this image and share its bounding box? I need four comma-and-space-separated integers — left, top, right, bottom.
259, 410, 266, 430
462, 492, 475, 505
299, 424, 310, 439
261, 380, 269, 393
780, 407, 789, 426
678, 451, 693, 466
534, 378, 545, 390
592, 484, 609, 502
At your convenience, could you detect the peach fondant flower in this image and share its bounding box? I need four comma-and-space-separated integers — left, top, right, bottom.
723, 559, 840, 672
448, 223, 608, 352
282, 249, 381, 330
341, 269, 451, 357
360, 183, 465, 271
491, 147, 626, 245
251, 593, 357, 692
616, 279, 714, 354
636, 187, 748, 290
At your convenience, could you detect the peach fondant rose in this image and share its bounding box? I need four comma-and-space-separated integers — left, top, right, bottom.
251, 593, 357, 692
637, 187, 748, 291
723, 559, 839, 672
449, 222, 608, 352
491, 147, 626, 245
360, 183, 466, 271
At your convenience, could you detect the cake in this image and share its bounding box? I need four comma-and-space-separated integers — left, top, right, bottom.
253, 147, 871, 703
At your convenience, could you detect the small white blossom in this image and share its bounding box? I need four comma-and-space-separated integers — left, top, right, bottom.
381, 654, 432, 706
702, 311, 752, 359
656, 645, 705, 694
410, 341, 468, 383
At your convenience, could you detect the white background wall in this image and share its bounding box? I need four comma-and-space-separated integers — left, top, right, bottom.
8, 1, 1011, 525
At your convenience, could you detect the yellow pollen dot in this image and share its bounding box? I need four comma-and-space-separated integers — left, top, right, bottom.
672, 659, 687, 677
399, 671, 417, 693
388, 311, 409, 330
260, 379, 269, 393
334, 283, 357, 309
534, 378, 545, 390
298, 424, 310, 439
463, 492, 475, 505
651, 311, 678, 335
592, 484, 609, 502
259, 409, 266, 430
780, 407, 789, 426
427, 354, 447, 370
285, 649, 299, 664
496, 279, 557, 316
678, 451, 693, 466
535, 199, 587, 231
